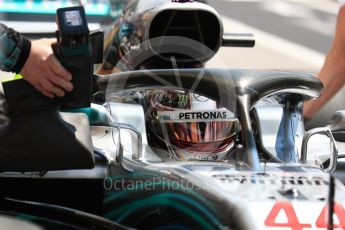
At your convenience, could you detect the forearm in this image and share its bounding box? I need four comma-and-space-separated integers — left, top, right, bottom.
304, 49, 345, 119
304, 6, 345, 119
0, 23, 31, 73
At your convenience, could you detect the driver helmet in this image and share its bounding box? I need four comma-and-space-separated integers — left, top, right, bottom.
145, 90, 240, 161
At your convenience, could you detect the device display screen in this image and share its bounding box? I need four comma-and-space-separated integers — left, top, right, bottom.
63, 10, 83, 27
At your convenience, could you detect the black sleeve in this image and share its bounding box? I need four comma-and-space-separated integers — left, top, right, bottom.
0, 23, 31, 73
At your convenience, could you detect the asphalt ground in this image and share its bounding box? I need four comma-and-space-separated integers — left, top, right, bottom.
208, 0, 336, 72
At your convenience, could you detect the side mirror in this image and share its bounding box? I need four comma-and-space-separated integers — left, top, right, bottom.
300, 127, 338, 173
327, 110, 345, 132
113, 123, 143, 172
86, 104, 143, 169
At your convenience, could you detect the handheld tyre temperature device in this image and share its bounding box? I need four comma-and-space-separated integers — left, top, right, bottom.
2, 6, 103, 114
0, 6, 104, 163
55, 6, 92, 109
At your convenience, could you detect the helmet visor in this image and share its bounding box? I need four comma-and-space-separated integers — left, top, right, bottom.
147, 90, 240, 154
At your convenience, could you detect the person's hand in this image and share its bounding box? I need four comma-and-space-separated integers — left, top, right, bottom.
20, 38, 73, 98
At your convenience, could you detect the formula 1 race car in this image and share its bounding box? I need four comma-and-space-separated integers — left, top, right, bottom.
1, 1, 345, 229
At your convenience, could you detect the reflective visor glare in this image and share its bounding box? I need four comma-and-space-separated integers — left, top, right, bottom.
164, 121, 237, 143
152, 120, 239, 153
